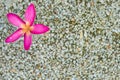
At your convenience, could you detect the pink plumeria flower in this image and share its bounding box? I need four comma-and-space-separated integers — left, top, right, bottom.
5, 3, 50, 50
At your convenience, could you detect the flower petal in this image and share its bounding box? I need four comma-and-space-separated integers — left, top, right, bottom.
31, 24, 50, 34
24, 33, 32, 50
5, 29, 23, 43
7, 13, 25, 27
25, 3, 36, 26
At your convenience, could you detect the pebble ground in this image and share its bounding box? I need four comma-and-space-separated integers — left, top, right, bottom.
0, 0, 120, 80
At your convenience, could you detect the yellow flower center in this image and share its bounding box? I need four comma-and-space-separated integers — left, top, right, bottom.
21, 22, 33, 35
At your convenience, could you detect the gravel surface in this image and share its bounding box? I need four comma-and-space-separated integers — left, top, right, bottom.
0, 0, 120, 80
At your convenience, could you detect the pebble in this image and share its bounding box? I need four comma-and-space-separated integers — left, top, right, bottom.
0, 0, 119, 80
